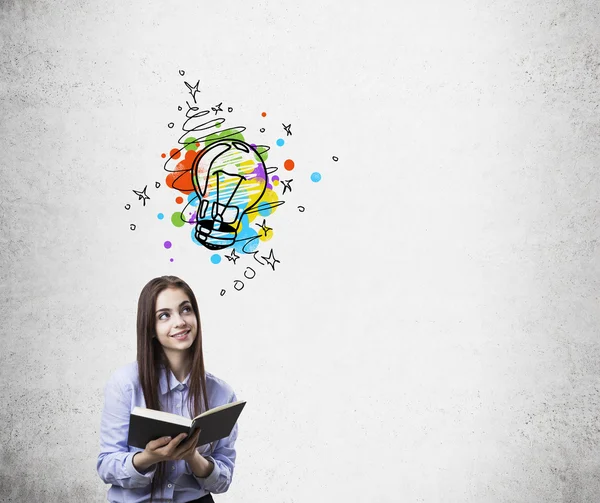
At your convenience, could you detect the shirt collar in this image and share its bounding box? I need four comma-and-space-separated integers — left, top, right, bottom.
158, 366, 190, 395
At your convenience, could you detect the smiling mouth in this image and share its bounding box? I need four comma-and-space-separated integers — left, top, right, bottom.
170, 329, 190, 339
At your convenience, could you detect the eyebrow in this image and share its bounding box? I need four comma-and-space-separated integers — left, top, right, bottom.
155, 300, 192, 314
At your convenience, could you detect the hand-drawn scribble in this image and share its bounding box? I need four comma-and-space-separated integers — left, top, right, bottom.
244, 200, 285, 215
133, 186, 150, 206
282, 123, 292, 136
332, 156, 339, 161
212, 102, 223, 115
125, 204, 131, 210
179, 70, 185, 76
228, 107, 233, 113
281, 179, 293, 194
168, 122, 174, 128
178, 106, 183, 111
298, 206, 305, 212
130, 224, 136, 230
155, 181, 161, 189
250, 251, 265, 265
162, 89, 285, 256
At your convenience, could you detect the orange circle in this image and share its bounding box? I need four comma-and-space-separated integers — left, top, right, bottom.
284, 159, 295, 171
170, 148, 181, 160
175, 196, 184, 204
261, 112, 267, 117
161, 153, 166, 158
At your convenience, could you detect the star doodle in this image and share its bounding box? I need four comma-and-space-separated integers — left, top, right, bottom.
132, 185, 150, 206
281, 179, 293, 195
226, 249, 240, 264
256, 219, 272, 237
282, 123, 292, 136
211, 102, 223, 115
184, 80, 200, 102
261, 249, 280, 271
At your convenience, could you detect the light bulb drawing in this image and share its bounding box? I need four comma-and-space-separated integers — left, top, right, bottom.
191, 139, 268, 250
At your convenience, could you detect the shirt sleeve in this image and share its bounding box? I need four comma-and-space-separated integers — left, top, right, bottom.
97, 371, 157, 488
192, 391, 239, 493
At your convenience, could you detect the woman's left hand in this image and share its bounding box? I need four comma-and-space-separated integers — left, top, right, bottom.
177, 429, 202, 462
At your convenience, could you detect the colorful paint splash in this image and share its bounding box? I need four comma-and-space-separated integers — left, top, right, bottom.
160, 91, 286, 256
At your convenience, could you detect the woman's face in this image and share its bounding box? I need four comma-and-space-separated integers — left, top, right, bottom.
154, 287, 198, 356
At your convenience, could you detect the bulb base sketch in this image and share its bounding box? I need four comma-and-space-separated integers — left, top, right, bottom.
192, 139, 267, 250
195, 221, 237, 250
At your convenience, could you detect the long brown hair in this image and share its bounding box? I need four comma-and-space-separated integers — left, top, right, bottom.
136, 276, 211, 500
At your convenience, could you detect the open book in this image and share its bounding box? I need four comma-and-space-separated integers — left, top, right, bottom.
127, 400, 246, 449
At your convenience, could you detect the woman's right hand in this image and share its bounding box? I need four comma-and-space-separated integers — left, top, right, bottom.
133, 431, 201, 472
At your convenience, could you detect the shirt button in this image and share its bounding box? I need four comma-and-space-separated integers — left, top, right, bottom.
167, 483, 172, 488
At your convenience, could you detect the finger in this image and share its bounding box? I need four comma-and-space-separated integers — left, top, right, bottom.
169, 433, 188, 448
176, 433, 200, 456
158, 433, 188, 456
174, 443, 196, 460
146, 436, 173, 451
178, 433, 199, 453
184, 430, 201, 450
188, 429, 201, 444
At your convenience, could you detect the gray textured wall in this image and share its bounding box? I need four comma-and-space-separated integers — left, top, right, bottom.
1, 0, 599, 502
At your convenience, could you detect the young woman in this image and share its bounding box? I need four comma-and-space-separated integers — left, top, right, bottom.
97, 276, 239, 502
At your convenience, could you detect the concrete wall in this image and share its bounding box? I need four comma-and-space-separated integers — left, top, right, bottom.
1, 0, 599, 501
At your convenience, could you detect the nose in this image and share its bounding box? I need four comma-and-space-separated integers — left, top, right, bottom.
172, 312, 186, 327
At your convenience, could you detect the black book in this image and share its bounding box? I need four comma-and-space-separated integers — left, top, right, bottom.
127, 400, 246, 449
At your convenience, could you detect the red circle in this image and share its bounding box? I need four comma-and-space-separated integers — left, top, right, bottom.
170, 148, 181, 160
175, 196, 184, 204
284, 159, 295, 171
161, 153, 166, 158
261, 112, 267, 117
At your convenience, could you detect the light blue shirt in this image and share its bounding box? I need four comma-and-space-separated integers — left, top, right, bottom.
97, 362, 239, 502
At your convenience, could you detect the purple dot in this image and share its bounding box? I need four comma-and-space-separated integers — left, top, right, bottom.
170, 258, 174, 262
272, 175, 279, 182
164, 241, 172, 249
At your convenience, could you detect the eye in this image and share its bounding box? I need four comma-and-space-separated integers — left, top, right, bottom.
157, 312, 169, 321
182, 305, 193, 314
